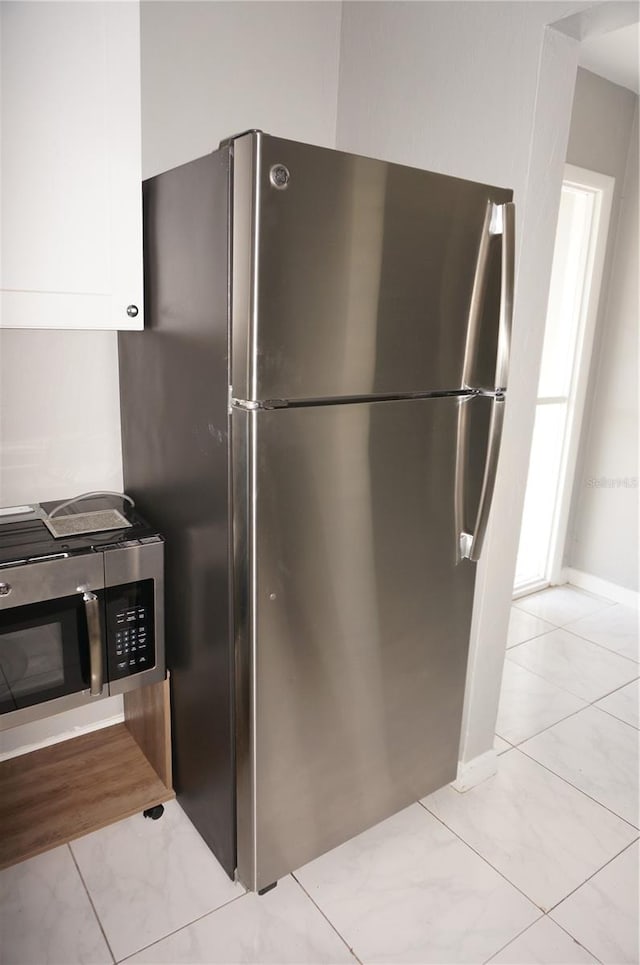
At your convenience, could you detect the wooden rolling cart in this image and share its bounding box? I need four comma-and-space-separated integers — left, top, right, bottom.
0, 677, 174, 871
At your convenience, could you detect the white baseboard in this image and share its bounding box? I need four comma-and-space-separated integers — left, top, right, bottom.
562, 568, 639, 609
454, 749, 498, 792
0, 712, 125, 762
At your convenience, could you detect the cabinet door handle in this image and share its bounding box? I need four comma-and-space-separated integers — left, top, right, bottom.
79, 588, 103, 696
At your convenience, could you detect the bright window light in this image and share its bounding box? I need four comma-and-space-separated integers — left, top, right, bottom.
514, 181, 599, 594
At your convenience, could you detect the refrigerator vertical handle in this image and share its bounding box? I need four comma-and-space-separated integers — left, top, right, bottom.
459, 395, 505, 562
462, 201, 515, 392
494, 202, 515, 391
462, 202, 492, 389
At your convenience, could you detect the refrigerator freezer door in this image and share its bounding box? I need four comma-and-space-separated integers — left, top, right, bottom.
233, 395, 492, 890
231, 133, 512, 403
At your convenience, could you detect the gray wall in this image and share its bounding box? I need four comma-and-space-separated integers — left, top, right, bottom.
564, 69, 639, 591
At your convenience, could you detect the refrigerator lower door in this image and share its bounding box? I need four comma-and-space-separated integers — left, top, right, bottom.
233, 395, 492, 890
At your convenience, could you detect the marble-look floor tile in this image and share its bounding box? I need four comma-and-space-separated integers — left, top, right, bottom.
295, 803, 538, 964
565, 604, 639, 663
514, 586, 611, 628
127, 875, 355, 964
423, 750, 637, 911
507, 628, 638, 702
488, 916, 598, 964
596, 678, 639, 729
507, 607, 555, 648
551, 841, 640, 964
496, 661, 586, 745
71, 800, 243, 961
0, 845, 111, 965
494, 735, 512, 754
521, 706, 639, 828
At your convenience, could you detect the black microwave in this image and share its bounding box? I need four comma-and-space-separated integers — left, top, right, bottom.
0, 506, 164, 731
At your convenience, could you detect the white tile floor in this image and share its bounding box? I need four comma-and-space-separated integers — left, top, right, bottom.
2, 585, 638, 964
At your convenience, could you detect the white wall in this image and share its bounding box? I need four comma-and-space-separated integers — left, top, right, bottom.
336, 0, 586, 767
0, 0, 342, 753
564, 70, 639, 592
0, 330, 123, 506
141, 0, 341, 178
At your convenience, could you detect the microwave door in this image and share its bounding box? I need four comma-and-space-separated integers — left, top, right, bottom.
0, 556, 107, 731
0, 594, 107, 724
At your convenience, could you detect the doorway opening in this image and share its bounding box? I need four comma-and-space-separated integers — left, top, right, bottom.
513, 164, 614, 597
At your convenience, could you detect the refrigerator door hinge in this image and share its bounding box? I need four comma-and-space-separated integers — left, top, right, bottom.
489, 203, 504, 236
459, 532, 473, 560
218, 129, 264, 149
231, 398, 261, 411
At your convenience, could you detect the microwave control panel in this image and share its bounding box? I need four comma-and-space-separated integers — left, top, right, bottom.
105, 579, 156, 680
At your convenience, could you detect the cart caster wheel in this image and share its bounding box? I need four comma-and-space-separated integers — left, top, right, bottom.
143, 805, 165, 821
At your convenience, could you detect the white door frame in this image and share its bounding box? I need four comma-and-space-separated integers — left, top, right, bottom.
547, 163, 614, 585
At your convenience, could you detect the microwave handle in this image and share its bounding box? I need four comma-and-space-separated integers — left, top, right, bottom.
79, 588, 104, 696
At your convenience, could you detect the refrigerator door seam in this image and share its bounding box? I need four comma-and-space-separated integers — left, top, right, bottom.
248, 409, 259, 889
231, 389, 480, 411
250, 135, 262, 403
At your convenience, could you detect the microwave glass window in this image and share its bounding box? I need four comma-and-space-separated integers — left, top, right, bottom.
0, 624, 65, 699
0, 594, 101, 713
0, 670, 15, 714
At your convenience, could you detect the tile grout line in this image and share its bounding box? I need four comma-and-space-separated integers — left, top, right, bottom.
514, 744, 640, 833
423, 745, 638, 907
545, 836, 640, 916
507, 628, 639, 672
485, 590, 630, 960
496, 663, 639, 750
479, 912, 545, 965
503, 647, 638, 705
506, 626, 559, 650
418, 800, 546, 914
511, 590, 637, 664
513, 583, 615, 609
595, 695, 640, 730
483, 911, 606, 965
67, 843, 117, 965
422, 780, 638, 962
561, 625, 640, 665
116, 891, 248, 964
496, 701, 594, 750
586, 675, 640, 706
512, 600, 614, 624
550, 914, 606, 964
291, 872, 364, 965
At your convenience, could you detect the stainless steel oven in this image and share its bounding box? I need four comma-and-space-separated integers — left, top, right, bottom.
0, 502, 164, 731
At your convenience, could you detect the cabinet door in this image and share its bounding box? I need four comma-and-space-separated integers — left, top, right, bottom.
0, 2, 143, 330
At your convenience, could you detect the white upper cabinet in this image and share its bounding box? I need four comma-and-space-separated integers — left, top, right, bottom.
1, 2, 143, 329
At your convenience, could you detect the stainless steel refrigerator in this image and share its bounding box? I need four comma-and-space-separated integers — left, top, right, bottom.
119, 131, 514, 892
